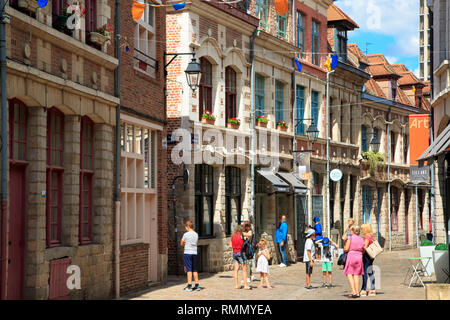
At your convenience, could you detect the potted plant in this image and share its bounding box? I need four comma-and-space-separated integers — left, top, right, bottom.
201, 110, 215, 125
55, 7, 74, 36
90, 23, 113, 46
419, 239, 436, 277
256, 115, 268, 128
227, 118, 240, 129
362, 151, 385, 176
432, 243, 449, 283
276, 120, 288, 131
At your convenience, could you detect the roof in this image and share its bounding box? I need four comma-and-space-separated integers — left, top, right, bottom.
366, 54, 401, 78
418, 124, 450, 161
391, 64, 424, 87
348, 43, 369, 65
365, 78, 386, 98
327, 4, 359, 30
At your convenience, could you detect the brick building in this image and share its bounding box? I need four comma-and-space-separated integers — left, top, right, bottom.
1, 0, 118, 299
118, 0, 168, 295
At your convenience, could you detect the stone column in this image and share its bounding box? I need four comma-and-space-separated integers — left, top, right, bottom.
25, 107, 48, 300
399, 187, 406, 247
423, 189, 431, 235
434, 157, 447, 243
354, 176, 361, 225
62, 115, 80, 247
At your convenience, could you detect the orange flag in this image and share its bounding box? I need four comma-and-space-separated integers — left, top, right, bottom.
132, 1, 146, 21
275, 0, 289, 16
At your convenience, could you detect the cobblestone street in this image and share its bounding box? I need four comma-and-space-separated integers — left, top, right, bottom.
125, 249, 429, 300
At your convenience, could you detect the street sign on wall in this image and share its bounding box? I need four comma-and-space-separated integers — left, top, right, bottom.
409, 115, 430, 183
294, 152, 311, 180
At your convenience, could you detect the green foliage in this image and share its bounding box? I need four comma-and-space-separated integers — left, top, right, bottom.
256, 116, 268, 124
420, 239, 434, 246
362, 151, 385, 175
435, 243, 449, 251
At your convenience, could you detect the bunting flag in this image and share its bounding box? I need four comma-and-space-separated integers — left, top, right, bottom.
330, 54, 338, 69
412, 85, 416, 93
295, 58, 302, 72
131, 1, 147, 21
172, 2, 186, 10
37, 0, 48, 8
324, 58, 331, 72
274, 0, 289, 16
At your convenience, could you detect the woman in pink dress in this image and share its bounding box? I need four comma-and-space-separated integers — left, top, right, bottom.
343, 225, 365, 298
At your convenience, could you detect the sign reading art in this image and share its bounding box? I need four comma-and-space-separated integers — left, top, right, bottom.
409, 114, 430, 183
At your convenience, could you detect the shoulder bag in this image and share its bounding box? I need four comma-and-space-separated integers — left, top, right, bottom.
337, 235, 352, 266
365, 239, 383, 259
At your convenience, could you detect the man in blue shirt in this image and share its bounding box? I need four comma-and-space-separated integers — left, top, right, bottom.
275, 215, 288, 267
313, 216, 323, 260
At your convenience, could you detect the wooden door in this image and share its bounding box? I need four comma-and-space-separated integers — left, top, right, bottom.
7, 163, 26, 300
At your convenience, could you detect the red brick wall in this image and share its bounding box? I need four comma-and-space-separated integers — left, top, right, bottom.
120, 243, 149, 295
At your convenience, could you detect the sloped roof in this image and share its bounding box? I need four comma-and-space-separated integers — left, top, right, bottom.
365, 78, 386, 98
391, 64, 424, 87
348, 43, 369, 65
366, 64, 401, 78
328, 4, 359, 30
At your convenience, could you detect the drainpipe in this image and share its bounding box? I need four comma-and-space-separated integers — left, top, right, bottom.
326, 70, 335, 237
0, 0, 8, 300
249, 27, 258, 254
292, 60, 296, 245
114, 0, 121, 299
428, 2, 435, 242
387, 107, 391, 251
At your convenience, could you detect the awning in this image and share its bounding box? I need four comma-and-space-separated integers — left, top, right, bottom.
417, 124, 450, 162
257, 170, 290, 193
276, 172, 308, 194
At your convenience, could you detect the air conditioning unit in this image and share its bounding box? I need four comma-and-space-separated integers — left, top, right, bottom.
18, 0, 39, 12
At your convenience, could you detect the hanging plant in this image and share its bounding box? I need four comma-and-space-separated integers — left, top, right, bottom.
362, 151, 385, 175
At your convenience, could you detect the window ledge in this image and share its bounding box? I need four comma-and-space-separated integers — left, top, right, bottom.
44, 246, 76, 261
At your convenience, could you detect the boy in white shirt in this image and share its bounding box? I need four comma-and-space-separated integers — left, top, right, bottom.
303, 229, 316, 290
181, 220, 200, 291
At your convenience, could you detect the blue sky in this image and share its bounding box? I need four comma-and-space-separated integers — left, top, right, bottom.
335, 0, 420, 76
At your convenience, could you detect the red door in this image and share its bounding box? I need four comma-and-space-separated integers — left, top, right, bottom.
7, 163, 26, 299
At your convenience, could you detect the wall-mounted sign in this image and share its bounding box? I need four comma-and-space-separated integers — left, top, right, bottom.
330, 169, 343, 182
409, 115, 430, 183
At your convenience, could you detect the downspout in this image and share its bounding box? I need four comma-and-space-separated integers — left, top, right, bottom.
387, 106, 391, 251
114, 0, 121, 299
250, 27, 258, 260
292, 60, 296, 245
0, 0, 8, 300
326, 70, 334, 237
428, 2, 435, 242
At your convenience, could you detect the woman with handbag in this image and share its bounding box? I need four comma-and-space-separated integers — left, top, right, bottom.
361, 223, 376, 296
343, 225, 365, 298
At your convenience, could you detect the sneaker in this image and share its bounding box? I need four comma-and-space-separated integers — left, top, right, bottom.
241, 280, 244, 286
247, 278, 251, 284
279, 263, 287, 268
368, 290, 376, 296
305, 286, 314, 290
360, 290, 367, 297
194, 284, 201, 291
327, 283, 333, 289
321, 283, 327, 288
184, 285, 193, 292
251, 275, 255, 282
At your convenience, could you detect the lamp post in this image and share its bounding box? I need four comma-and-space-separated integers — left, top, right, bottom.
293, 118, 320, 152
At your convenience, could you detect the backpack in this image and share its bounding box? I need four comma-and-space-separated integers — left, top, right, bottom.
241, 233, 254, 259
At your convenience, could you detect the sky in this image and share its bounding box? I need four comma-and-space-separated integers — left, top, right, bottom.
334, 0, 420, 76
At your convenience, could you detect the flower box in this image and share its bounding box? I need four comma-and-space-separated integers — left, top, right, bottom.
227, 123, 240, 130
276, 125, 287, 132
256, 121, 267, 128
420, 245, 436, 276
201, 118, 215, 125
90, 32, 111, 46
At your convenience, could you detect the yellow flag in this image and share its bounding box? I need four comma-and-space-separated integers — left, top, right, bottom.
324, 58, 331, 72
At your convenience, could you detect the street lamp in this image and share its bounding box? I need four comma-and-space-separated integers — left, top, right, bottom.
164, 52, 202, 92
294, 118, 320, 145
368, 130, 380, 147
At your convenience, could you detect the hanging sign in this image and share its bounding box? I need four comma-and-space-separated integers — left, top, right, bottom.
330, 169, 342, 182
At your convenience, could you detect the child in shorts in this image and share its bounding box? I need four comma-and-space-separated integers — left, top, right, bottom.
317, 237, 338, 288
303, 228, 316, 290
181, 220, 201, 291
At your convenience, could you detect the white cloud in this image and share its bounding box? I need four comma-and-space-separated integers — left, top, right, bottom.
385, 56, 398, 64
336, 0, 419, 57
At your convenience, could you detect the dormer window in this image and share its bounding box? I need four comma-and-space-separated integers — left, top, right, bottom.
337, 29, 348, 62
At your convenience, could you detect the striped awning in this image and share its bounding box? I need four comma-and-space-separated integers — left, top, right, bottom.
417, 124, 450, 162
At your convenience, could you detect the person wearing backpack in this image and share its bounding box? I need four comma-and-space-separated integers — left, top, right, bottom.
230, 225, 251, 290
243, 221, 255, 284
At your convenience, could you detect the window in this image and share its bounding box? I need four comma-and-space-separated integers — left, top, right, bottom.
329, 98, 333, 140
79, 117, 94, 244
277, 12, 288, 39
349, 176, 355, 218
256, 0, 268, 30
199, 58, 213, 120
85, 0, 97, 34
337, 29, 348, 61
390, 131, 396, 162
391, 186, 399, 231
225, 67, 237, 122
312, 171, 321, 195
46, 108, 65, 247
9, 100, 27, 161
312, 20, 320, 65
340, 101, 344, 142
362, 186, 372, 223
311, 90, 319, 128
340, 178, 346, 225
275, 80, 284, 123
349, 104, 353, 143
296, 12, 305, 58
255, 73, 265, 118
418, 189, 424, 230
52, 0, 68, 25
329, 180, 335, 228
195, 164, 214, 237
134, 1, 156, 77
403, 134, 408, 164
296, 85, 305, 134
361, 125, 368, 152
225, 167, 241, 235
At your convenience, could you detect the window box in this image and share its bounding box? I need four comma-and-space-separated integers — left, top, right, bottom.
276, 125, 287, 132
256, 121, 267, 128
201, 118, 215, 125
227, 123, 240, 130
18, 0, 38, 12
89, 31, 111, 46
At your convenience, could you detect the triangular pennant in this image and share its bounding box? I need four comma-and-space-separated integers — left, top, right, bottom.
295, 59, 302, 72
37, 0, 48, 8
173, 2, 186, 10
274, 0, 289, 16
132, 1, 147, 22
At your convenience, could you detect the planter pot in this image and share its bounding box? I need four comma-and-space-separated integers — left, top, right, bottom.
201, 118, 215, 125
18, 0, 38, 11
277, 125, 288, 132
420, 246, 436, 276
227, 123, 240, 130
256, 121, 267, 128
90, 32, 111, 46
432, 250, 449, 283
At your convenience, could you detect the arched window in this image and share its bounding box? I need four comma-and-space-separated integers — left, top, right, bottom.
225, 67, 237, 122
80, 116, 94, 244
225, 166, 241, 235
9, 99, 27, 161
199, 58, 212, 120
390, 186, 399, 231
46, 108, 65, 247
361, 125, 367, 152
195, 164, 214, 237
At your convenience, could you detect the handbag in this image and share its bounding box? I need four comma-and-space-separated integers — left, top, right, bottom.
337, 235, 352, 266
365, 240, 383, 259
